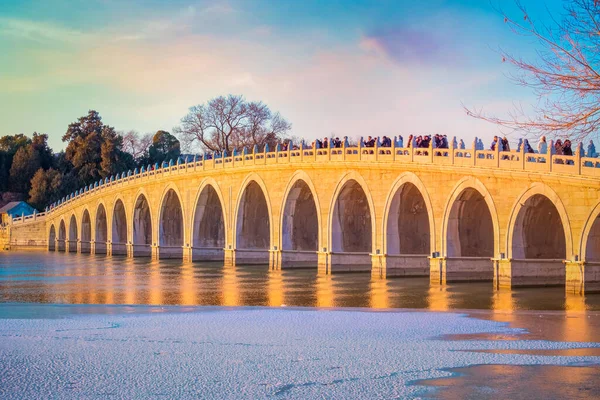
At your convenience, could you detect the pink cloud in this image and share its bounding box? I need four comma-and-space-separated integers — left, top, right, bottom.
361, 26, 460, 65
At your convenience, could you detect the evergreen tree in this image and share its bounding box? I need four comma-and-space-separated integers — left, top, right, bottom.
30, 133, 54, 170
148, 130, 181, 164
0, 134, 33, 193
63, 110, 132, 185
0, 151, 9, 192
0, 134, 31, 155
28, 168, 62, 210
9, 146, 41, 194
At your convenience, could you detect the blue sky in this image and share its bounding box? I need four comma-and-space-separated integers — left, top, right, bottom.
0, 0, 565, 150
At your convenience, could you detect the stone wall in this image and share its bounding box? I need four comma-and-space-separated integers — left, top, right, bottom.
6, 220, 47, 249
0, 227, 9, 250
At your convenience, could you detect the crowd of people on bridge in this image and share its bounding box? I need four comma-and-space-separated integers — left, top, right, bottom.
485, 135, 598, 164
196, 134, 599, 161
47, 132, 600, 213
154, 134, 600, 165
79, 134, 600, 178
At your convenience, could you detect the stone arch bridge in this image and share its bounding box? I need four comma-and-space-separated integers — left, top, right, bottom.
11, 141, 600, 294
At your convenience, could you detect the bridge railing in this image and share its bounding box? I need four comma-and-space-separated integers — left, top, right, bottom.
45, 137, 600, 215
9, 211, 47, 226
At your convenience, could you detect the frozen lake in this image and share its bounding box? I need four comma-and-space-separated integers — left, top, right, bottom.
1, 251, 599, 398
1, 306, 599, 399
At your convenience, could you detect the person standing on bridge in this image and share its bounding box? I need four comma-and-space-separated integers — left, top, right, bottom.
554, 139, 564, 164
415, 136, 422, 148
585, 140, 597, 167
537, 136, 548, 163
490, 136, 498, 151
537, 136, 547, 154
563, 140, 573, 156
500, 137, 510, 160
587, 140, 596, 158
554, 139, 563, 155
440, 135, 448, 149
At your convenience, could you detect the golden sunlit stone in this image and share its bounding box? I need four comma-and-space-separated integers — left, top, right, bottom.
5, 144, 600, 294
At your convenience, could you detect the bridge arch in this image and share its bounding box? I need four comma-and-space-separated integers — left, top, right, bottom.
111, 198, 128, 255
234, 173, 272, 252
329, 172, 375, 254
132, 191, 153, 256
442, 177, 499, 258
507, 183, 571, 260
192, 179, 226, 258
383, 172, 434, 256
58, 219, 66, 251
280, 171, 320, 252
80, 209, 91, 254
158, 184, 185, 258
48, 224, 56, 251
95, 202, 108, 254
581, 201, 600, 262
68, 214, 78, 253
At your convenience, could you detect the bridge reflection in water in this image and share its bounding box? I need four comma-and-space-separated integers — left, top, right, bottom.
2, 252, 600, 313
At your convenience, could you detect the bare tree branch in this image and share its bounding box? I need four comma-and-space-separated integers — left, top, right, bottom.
466, 0, 600, 142
120, 130, 152, 161
175, 95, 292, 153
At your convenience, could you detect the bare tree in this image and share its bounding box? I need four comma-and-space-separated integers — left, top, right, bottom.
174, 95, 292, 153
466, 0, 600, 141
121, 130, 153, 160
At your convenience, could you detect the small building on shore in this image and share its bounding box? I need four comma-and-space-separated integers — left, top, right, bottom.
0, 201, 36, 225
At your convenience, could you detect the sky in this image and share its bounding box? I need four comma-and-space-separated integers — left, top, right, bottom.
0, 0, 565, 151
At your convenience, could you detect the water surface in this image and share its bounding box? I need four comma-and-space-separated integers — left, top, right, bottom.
2, 251, 600, 398
1, 251, 599, 312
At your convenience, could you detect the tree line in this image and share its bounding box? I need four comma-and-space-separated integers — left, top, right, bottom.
0, 95, 291, 211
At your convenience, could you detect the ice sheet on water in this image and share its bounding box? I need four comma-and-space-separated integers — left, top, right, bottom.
0, 308, 598, 399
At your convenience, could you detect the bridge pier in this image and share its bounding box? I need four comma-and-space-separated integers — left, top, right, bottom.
154, 246, 184, 259
190, 247, 224, 262
224, 248, 234, 266
317, 251, 371, 274
79, 240, 91, 254
430, 256, 494, 285
66, 239, 77, 253
223, 248, 271, 266
93, 241, 107, 255
269, 250, 318, 270
494, 259, 565, 289
233, 249, 269, 265
565, 261, 600, 294
130, 244, 151, 257
371, 254, 429, 278
108, 242, 127, 256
